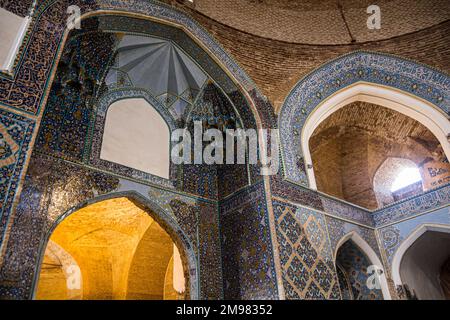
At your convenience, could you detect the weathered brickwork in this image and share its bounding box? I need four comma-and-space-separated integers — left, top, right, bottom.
310, 101, 444, 209
181, 8, 450, 110
184, 0, 450, 45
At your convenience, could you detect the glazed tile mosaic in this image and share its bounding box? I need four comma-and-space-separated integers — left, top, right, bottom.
0, 0, 67, 111
88, 88, 178, 189
325, 216, 381, 259
336, 240, 383, 300
272, 200, 341, 299
0, 1, 261, 117
336, 265, 352, 300
0, 153, 225, 299
0, 0, 34, 17
373, 184, 450, 227
219, 182, 278, 299
0, 108, 35, 235
271, 176, 374, 227
33, 14, 260, 198
378, 206, 450, 266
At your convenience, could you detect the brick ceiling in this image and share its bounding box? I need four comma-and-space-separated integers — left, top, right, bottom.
309, 101, 445, 209
188, 0, 450, 45
171, 1, 450, 112
310, 101, 440, 152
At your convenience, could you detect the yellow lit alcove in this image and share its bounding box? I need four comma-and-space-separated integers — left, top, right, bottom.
35, 197, 186, 300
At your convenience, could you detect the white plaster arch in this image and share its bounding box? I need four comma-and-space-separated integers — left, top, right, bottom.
391, 223, 450, 287
302, 82, 450, 190
334, 231, 392, 300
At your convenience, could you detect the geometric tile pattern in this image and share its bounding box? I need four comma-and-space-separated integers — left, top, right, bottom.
273, 200, 341, 299
0, 4, 265, 287
0, 0, 449, 302
0, 108, 35, 236
270, 176, 373, 227
1, 0, 260, 116
32, 14, 258, 199
0, 0, 34, 17
0, 0, 67, 113
378, 225, 403, 266
0, 153, 120, 299
219, 183, 279, 299
321, 196, 374, 227
34, 16, 258, 199
36, 31, 117, 163
336, 264, 353, 299
105, 35, 208, 120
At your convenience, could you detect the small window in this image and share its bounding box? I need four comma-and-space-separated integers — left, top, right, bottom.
100, 98, 170, 179
373, 158, 423, 206
391, 167, 422, 192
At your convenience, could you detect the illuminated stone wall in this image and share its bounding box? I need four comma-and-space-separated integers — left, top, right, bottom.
35, 198, 187, 300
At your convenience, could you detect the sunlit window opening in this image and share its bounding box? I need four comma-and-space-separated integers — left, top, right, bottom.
391, 167, 422, 192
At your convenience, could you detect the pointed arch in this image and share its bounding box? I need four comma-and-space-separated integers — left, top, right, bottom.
334, 231, 392, 299
391, 223, 450, 287
279, 51, 450, 188
31, 191, 199, 300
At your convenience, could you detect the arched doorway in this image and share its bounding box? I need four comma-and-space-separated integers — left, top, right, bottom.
392, 225, 450, 300
335, 240, 383, 300
334, 232, 391, 300
100, 98, 171, 179
35, 197, 188, 300
302, 88, 449, 209
279, 52, 450, 189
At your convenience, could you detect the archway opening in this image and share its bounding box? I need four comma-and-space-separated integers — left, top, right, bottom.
35, 197, 186, 300
398, 230, 450, 300
308, 101, 449, 209
335, 239, 383, 300
373, 158, 424, 207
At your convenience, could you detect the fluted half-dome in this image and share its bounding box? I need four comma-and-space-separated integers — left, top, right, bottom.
106, 35, 208, 119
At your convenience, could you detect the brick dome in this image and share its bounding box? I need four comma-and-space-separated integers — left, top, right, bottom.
185, 0, 450, 44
